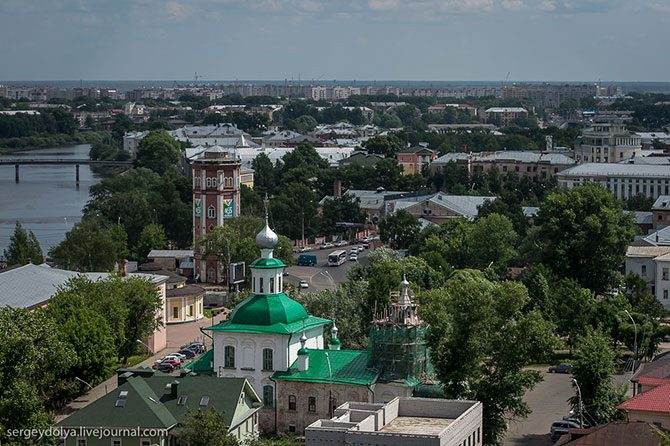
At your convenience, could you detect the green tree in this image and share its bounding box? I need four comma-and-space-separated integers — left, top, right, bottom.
301, 281, 370, 350
0, 307, 74, 444
622, 273, 665, 318
177, 409, 238, 446
45, 292, 116, 392
570, 329, 626, 425
252, 153, 277, 195
361, 135, 404, 157
49, 218, 128, 272
135, 224, 168, 263
320, 195, 366, 236
623, 193, 655, 211
466, 213, 518, 274
136, 130, 182, 175
536, 184, 637, 293
420, 271, 558, 445
379, 210, 420, 249
3, 222, 43, 266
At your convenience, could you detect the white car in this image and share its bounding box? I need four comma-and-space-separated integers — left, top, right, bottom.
299, 280, 309, 289
159, 355, 184, 363
349, 254, 358, 261
335, 240, 348, 247
170, 353, 187, 361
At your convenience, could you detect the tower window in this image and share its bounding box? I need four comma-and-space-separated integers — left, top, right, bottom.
207, 205, 216, 219
308, 397, 316, 413
224, 346, 235, 368
262, 348, 273, 371
270, 277, 275, 293
259, 277, 264, 293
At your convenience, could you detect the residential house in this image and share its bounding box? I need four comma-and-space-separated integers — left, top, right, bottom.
338, 151, 385, 168
624, 243, 670, 308
396, 146, 438, 175
652, 195, 670, 229
388, 193, 497, 223
305, 397, 483, 446
481, 107, 528, 125
58, 374, 261, 445
137, 263, 204, 324
618, 380, 670, 428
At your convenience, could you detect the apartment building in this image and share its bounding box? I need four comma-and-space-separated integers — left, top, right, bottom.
574, 121, 642, 163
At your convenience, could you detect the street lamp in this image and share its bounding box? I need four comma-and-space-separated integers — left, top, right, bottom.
572, 378, 584, 428
75, 376, 93, 390
136, 339, 152, 354
624, 310, 637, 370
324, 352, 334, 418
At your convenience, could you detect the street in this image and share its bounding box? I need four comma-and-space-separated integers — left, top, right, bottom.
283, 244, 371, 292
504, 369, 633, 446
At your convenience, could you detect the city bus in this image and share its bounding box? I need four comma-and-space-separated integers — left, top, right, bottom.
328, 250, 347, 266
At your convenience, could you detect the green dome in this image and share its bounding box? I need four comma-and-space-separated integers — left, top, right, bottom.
250, 258, 286, 269
329, 337, 341, 345
229, 293, 308, 325
298, 348, 310, 355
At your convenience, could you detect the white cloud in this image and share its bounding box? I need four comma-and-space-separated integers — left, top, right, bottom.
368, 0, 401, 11
501, 0, 524, 11
166, 1, 188, 20
538, 1, 556, 11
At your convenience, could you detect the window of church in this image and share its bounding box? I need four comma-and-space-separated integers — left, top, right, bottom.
224, 346, 235, 368
288, 395, 296, 411
207, 205, 216, 219
263, 386, 274, 408
262, 348, 273, 371
269, 277, 274, 293
259, 278, 264, 293
308, 397, 316, 413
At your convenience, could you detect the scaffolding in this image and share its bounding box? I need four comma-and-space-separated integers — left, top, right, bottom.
367, 280, 434, 383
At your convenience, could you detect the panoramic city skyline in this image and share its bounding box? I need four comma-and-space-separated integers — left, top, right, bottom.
1, 0, 669, 82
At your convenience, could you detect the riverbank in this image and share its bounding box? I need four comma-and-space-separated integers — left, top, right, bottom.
0, 131, 111, 154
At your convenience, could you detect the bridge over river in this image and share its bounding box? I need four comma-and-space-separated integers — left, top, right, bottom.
0, 159, 133, 183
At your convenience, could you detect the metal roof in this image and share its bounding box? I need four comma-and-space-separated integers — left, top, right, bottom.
272, 349, 377, 386
148, 250, 193, 259
557, 163, 670, 179
0, 263, 166, 309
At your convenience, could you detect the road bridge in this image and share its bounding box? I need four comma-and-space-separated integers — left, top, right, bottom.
0, 159, 133, 183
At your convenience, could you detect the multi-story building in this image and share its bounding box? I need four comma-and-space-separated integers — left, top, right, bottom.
652, 195, 670, 229
556, 164, 670, 201
481, 107, 528, 125
396, 146, 438, 175
190, 146, 242, 283
306, 397, 483, 446
574, 120, 642, 163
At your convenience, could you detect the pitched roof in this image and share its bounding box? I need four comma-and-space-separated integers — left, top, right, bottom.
182, 349, 214, 374
148, 250, 194, 259
272, 349, 378, 386
397, 146, 436, 155
557, 163, 670, 179
58, 375, 258, 431
0, 263, 166, 309
618, 383, 670, 413
652, 195, 670, 211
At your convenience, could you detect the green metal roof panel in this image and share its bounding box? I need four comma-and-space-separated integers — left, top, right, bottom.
182, 349, 214, 374
206, 314, 330, 335
272, 349, 378, 386
211, 292, 323, 330
249, 258, 286, 269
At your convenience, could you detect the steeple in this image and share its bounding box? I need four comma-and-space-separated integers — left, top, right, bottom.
256, 194, 278, 259
329, 320, 341, 350
398, 274, 413, 306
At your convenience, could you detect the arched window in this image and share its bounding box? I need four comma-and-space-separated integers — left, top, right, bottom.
269, 277, 275, 293
288, 395, 296, 411
262, 385, 274, 408
207, 205, 216, 219
262, 348, 273, 371
224, 346, 235, 368
205, 177, 212, 188
259, 277, 264, 293
211, 176, 217, 188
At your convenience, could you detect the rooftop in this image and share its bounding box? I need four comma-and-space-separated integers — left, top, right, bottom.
380, 416, 454, 435
148, 249, 194, 259
618, 383, 670, 413
557, 163, 670, 179
554, 421, 668, 446
652, 195, 670, 211
273, 349, 378, 386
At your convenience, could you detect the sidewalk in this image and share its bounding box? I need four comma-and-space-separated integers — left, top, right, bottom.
54, 311, 228, 422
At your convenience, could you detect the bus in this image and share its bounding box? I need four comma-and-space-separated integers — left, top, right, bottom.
328, 250, 347, 266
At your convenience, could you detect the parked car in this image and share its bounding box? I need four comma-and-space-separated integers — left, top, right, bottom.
550, 420, 580, 440
299, 280, 309, 289
156, 363, 175, 373
170, 352, 187, 361
320, 242, 334, 250
299, 246, 313, 252
349, 253, 358, 261
153, 359, 181, 369
548, 363, 573, 374
181, 342, 205, 353
161, 354, 184, 363
562, 416, 588, 428
361, 241, 370, 249
178, 349, 196, 359
335, 240, 348, 247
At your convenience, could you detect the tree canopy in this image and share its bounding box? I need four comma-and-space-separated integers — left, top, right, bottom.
3, 222, 43, 266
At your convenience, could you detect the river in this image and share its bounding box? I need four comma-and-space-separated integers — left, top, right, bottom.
0, 144, 99, 255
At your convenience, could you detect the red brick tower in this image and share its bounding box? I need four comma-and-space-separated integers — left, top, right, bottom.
191, 146, 241, 283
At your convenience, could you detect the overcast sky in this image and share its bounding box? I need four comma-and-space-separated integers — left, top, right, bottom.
1, 0, 668, 82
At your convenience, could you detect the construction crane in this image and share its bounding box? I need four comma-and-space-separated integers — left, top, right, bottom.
194, 72, 207, 82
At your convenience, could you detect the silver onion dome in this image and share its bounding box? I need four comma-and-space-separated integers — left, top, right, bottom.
256, 223, 279, 249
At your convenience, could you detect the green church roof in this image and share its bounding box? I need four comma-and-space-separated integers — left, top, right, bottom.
182, 349, 214, 374
205, 293, 330, 335
272, 349, 378, 386
249, 257, 286, 269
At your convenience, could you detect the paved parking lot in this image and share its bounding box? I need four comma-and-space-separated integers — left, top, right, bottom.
504, 369, 633, 446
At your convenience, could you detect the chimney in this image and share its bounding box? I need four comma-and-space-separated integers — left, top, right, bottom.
171, 380, 179, 398
334, 179, 342, 197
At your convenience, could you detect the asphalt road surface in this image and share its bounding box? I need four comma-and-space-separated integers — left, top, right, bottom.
504, 369, 633, 446
284, 244, 371, 292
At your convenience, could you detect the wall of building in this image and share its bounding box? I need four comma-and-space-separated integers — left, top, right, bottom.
65, 435, 166, 446
166, 294, 204, 323
654, 260, 670, 308
626, 409, 670, 428
146, 282, 167, 352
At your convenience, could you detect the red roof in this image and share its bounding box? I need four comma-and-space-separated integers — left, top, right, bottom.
638, 376, 670, 387
618, 383, 670, 413
555, 421, 667, 446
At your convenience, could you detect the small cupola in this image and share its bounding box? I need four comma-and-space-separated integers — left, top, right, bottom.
298, 327, 309, 371
329, 321, 341, 351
